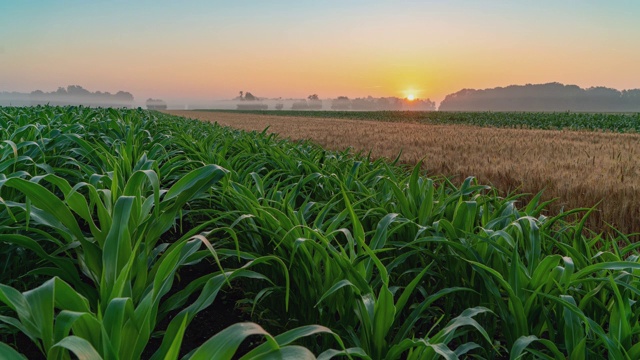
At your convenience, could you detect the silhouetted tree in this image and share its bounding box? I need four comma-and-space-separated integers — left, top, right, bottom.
352, 97, 376, 110
243, 92, 257, 101
307, 94, 322, 109
115, 91, 134, 102
67, 85, 91, 96
403, 97, 436, 111
236, 91, 266, 109
331, 96, 351, 110
291, 99, 309, 110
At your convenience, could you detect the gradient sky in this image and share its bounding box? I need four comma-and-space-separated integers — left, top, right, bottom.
1, 1, 640, 105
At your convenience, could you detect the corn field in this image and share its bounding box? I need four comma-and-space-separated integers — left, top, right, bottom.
1, 106, 639, 359
216, 110, 640, 133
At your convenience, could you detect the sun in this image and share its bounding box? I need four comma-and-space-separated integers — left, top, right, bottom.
407, 94, 415, 101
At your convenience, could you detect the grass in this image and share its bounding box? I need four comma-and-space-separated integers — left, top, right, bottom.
1, 106, 639, 359
169, 110, 640, 236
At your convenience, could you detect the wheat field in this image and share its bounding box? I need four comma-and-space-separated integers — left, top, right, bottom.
165, 110, 640, 236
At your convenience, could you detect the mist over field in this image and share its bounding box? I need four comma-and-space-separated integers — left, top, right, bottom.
3, 82, 640, 112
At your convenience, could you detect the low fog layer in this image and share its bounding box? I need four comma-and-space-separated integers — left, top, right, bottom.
2, 83, 640, 112
231, 92, 436, 111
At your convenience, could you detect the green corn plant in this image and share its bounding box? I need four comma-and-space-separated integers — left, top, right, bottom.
3, 106, 640, 359
311, 184, 493, 359
196, 322, 360, 360
0, 242, 296, 359
0, 163, 228, 304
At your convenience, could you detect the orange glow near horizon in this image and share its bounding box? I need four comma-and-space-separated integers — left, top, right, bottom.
1, 2, 639, 106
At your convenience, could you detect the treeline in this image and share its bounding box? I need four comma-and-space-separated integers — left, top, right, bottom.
0, 86, 134, 107
439, 82, 640, 112
286, 96, 436, 111
235, 91, 437, 111
331, 96, 436, 111
292, 94, 322, 110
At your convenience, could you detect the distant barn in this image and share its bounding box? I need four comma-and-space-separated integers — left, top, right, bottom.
146, 98, 167, 110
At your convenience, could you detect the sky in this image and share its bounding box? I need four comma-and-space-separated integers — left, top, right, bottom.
1, 0, 640, 105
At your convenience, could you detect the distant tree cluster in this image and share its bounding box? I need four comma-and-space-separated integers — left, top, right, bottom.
235, 91, 260, 101
439, 83, 640, 112
331, 96, 436, 111
292, 94, 323, 110
28, 85, 134, 107
146, 98, 167, 110
236, 90, 268, 110
1, 86, 135, 107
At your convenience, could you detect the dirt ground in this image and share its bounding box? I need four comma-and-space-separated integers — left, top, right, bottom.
164, 110, 640, 236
